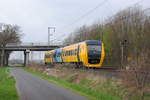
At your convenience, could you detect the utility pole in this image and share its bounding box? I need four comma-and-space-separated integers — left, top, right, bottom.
30, 51, 33, 62
101, 32, 103, 41
120, 40, 127, 69
100, 25, 104, 41
48, 27, 55, 46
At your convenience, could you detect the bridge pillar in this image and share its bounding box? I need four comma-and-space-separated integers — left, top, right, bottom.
4, 52, 9, 66
24, 50, 30, 66
0, 48, 5, 67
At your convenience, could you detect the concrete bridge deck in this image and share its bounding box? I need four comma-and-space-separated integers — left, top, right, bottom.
0, 43, 63, 66
0, 43, 63, 51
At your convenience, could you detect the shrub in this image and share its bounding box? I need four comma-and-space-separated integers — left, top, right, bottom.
123, 51, 150, 100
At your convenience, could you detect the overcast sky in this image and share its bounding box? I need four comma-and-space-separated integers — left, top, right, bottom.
0, 0, 149, 43
1, 0, 148, 60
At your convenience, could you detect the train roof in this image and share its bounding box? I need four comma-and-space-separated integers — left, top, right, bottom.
85, 40, 101, 45
64, 40, 101, 46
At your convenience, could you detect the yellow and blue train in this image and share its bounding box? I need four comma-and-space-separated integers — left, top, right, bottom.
44, 40, 105, 68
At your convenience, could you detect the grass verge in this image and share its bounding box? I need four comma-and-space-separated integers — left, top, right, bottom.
22, 67, 122, 100
0, 67, 18, 100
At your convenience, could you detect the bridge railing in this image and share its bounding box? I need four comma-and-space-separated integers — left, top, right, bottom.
6, 42, 63, 47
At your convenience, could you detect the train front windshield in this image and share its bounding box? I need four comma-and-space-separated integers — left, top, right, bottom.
88, 45, 101, 52
88, 45, 101, 64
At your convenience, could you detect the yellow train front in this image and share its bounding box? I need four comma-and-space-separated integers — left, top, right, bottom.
44, 40, 105, 68
44, 50, 55, 65
61, 40, 105, 68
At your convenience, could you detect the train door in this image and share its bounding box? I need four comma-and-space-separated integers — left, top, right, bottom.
77, 45, 80, 62
60, 49, 64, 63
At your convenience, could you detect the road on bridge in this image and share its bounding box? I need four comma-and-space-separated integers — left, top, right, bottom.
11, 68, 89, 100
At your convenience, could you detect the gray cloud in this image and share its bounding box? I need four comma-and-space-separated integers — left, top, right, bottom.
0, 0, 149, 43
0, 0, 149, 60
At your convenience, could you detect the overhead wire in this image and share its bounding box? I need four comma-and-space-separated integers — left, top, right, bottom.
54, 0, 109, 42
54, 0, 147, 43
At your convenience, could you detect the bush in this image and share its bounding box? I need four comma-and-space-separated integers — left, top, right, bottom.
123, 51, 150, 100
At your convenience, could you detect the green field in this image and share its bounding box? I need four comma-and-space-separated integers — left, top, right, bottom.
23, 67, 122, 100
0, 67, 18, 100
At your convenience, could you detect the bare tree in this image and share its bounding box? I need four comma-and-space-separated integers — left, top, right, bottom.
0, 23, 22, 67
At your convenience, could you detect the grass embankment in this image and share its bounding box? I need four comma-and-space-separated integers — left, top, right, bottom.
23, 67, 122, 100
0, 67, 18, 100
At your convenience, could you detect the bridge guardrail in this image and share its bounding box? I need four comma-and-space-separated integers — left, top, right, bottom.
6, 42, 63, 47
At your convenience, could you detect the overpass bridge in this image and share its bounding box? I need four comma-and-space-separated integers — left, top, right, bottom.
0, 43, 63, 66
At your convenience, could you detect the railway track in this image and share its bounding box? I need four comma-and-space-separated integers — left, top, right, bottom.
45, 64, 124, 78
65, 66, 124, 78
91, 68, 124, 78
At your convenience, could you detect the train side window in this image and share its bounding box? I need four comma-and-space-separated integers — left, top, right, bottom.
70, 50, 72, 56
74, 50, 76, 55
75, 49, 77, 55
76, 49, 78, 54
67, 51, 69, 56
72, 50, 74, 55
69, 51, 70, 56
74, 49, 76, 55
76, 49, 77, 54
66, 51, 67, 56
69, 50, 71, 56
69, 51, 71, 56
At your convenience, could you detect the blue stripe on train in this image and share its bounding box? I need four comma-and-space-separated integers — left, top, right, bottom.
54, 48, 62, 63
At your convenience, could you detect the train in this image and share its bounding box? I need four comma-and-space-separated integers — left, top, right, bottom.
44, 40, 105, 68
